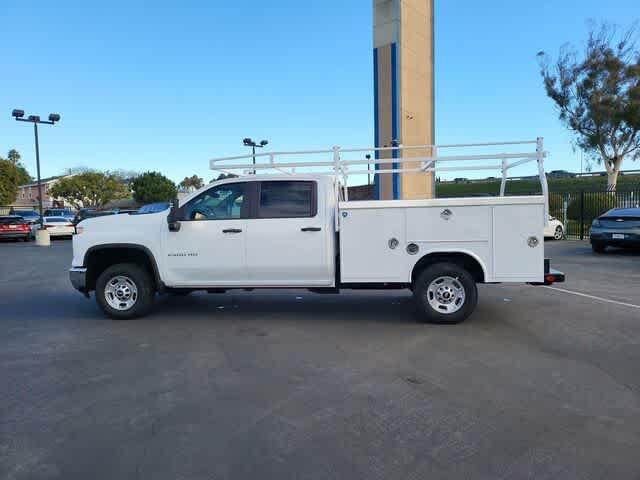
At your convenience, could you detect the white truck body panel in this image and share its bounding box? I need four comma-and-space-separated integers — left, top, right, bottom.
73, 181, 546, 288
339, 196, 545, 283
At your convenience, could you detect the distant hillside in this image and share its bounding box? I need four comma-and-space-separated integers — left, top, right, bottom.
437, 174, 640, 197
346, 173, 640, 201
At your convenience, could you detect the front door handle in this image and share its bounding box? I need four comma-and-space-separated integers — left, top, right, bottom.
301, 227, 321, 232
222, 228, 242, 234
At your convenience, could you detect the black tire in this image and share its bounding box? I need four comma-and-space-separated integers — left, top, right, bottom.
591, 242, 606, 254
413, 262, 478, 324
95, 263, 155, 319
553, 226, 564, 240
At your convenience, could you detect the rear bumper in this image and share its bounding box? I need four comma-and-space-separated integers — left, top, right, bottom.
0, 231, 29, 239
590, 232, 640, 246
47, 230, 75, 237
69, 267, 88, 293
529, 258, 565, 286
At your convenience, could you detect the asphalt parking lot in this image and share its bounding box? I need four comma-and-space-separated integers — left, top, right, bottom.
1, 240, 639, 480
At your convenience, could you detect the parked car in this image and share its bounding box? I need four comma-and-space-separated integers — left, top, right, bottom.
543, 215, 564, 240
590, 207, 640, 253
0, 216, 31, 241
137, 202, 170, 214
8, 209, 40, 225
44, 208, 74, 221
43, 216, 75, 238
73, 209, 115, 225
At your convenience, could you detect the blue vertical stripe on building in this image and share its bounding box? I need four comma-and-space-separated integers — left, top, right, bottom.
373, 47, 380, 200
390, 42, 399, 200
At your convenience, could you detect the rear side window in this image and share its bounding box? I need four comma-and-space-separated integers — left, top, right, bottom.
258, 181, 316, 218
0, 217, 24, 225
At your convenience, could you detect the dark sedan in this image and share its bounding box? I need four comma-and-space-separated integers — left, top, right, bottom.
590, 207, 640, 253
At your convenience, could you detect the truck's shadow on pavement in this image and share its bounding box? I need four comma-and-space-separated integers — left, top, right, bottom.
150, 291, 421, 325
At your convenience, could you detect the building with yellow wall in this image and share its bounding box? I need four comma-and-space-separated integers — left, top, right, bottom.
373, 0, 434, 199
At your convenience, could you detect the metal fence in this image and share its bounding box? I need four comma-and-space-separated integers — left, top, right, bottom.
549, 187, 640, 240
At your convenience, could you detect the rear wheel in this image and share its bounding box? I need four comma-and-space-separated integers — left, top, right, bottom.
413, 263, 478, 324
591, 242, 606, 254
553, 226, 564, 240
96, 263, 155, 319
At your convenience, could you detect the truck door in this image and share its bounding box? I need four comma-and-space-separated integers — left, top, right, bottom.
162, 182, 249, 286
244, 180, 334, 286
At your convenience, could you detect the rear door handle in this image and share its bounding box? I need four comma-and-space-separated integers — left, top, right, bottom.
222, 228, 242, 233
301, 227, 321, 232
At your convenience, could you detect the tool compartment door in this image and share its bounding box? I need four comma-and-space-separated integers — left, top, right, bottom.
339, 207, 406, 283
492, 203, 544, 281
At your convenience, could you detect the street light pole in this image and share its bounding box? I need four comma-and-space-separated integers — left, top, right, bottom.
33, 122, 44, 229
11, 109, 61, 234
252, 145, 256, 170
243, 138, 269, 175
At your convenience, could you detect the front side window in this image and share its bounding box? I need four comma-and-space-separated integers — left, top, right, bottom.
182, 183, 246, 221
258, 181, 316, 218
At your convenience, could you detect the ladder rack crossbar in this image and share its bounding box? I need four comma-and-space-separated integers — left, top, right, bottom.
207, 137, 549, 222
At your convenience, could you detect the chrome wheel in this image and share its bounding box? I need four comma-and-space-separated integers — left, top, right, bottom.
104, 275, 138, 311
425, 276, 466, 314
554, 226, 563, 240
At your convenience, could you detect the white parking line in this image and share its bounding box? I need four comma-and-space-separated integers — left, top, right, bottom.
544, 286, 640, 310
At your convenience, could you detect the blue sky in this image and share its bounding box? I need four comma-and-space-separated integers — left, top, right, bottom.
1, 0, 638, 183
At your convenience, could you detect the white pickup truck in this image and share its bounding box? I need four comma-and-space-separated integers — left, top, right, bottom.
69, 139, 564, 323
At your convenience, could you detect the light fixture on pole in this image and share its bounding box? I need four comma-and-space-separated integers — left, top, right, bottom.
242, 137, 269, 174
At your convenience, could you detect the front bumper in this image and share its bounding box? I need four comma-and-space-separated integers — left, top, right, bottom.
69, 267, 88, 294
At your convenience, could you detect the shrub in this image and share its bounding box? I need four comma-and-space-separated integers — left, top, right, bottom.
566, 194, 618, 221
548, 193, 564, 218
130, 172, 177, 203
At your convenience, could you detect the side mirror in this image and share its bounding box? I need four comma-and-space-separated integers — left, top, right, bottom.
167, 198, 181, 232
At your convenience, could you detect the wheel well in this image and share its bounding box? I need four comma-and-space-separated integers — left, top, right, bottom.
411, 252, 485, 284
85, 247, 158, 291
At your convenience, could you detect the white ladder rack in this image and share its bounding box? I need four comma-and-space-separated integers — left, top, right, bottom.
209, 137, 549, 218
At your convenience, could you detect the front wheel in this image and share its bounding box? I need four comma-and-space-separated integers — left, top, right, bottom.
95, 263, 155, 319
413, 263, 478, 324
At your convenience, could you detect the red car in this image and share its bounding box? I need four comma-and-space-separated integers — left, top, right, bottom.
0, 216, 31, 242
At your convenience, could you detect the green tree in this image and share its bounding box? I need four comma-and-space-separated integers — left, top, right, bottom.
538, 23, 640, 191
211, 173, 238, 183
6, 149, 32, 185
130, 171, 177, 203
7, 149, 20, 164
0, 159, 20, 205
49, 172, 129, 209
179, 174, 204, 190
